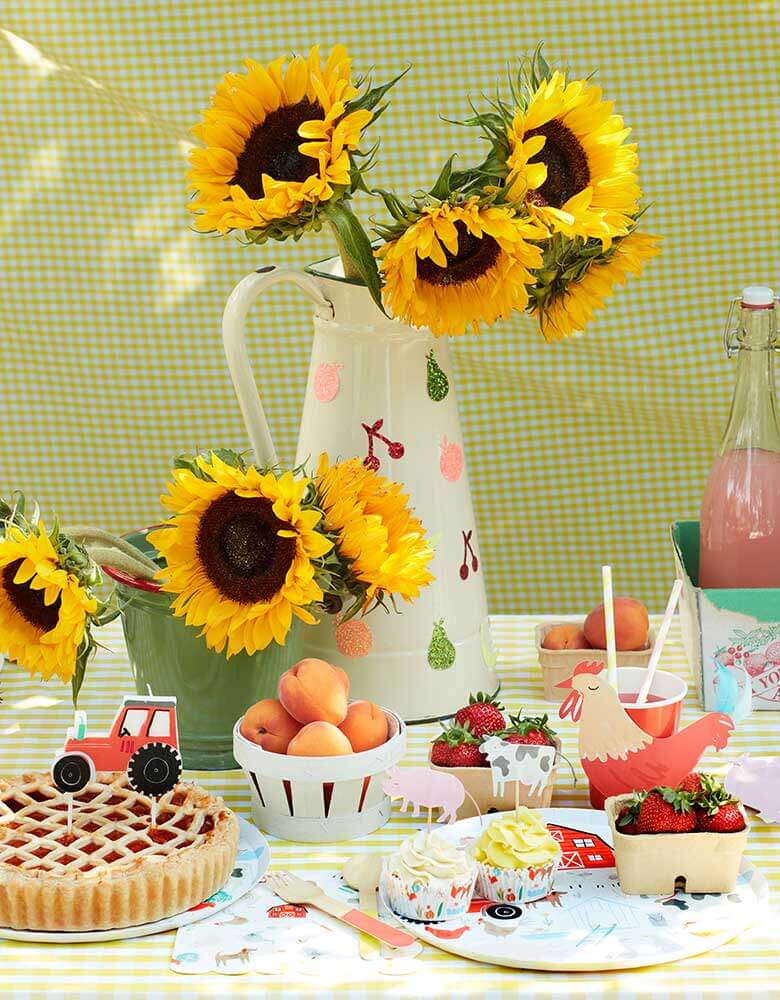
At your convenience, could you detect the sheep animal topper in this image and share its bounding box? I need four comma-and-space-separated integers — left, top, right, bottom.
557, 660, 735, 804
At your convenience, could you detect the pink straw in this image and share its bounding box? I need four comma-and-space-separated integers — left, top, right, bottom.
636, 579, 684, 705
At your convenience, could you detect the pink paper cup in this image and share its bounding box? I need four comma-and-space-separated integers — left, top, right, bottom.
589, 667, 687, 808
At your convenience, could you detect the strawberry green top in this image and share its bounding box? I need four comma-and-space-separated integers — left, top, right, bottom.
472, 808, 561, 870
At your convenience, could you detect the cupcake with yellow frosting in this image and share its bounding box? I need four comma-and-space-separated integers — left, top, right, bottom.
472, 808, 561, 903
381, 830, 477, 922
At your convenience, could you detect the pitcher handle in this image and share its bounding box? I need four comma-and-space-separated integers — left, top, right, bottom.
222, 266, 334, 466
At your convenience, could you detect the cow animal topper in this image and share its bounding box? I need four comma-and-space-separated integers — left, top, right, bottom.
382, 766, 480, 826
480, 736, 556, 801
558, 660, 734, 805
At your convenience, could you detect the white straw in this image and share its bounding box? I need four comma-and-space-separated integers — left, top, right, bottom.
602, 566, 618, 689
636, 578, 684, 705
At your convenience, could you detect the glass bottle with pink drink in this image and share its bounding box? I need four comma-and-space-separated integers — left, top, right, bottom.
700, 286, 780, 588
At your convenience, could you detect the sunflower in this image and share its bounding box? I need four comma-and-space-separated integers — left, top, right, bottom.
534, 231, 661, 342
315, 454, 434, 607
377, 196, 547, 336
148, 453, 333, 657
188, 45, 374, 237
505, 71, 641, 246
0, 522, 98, 683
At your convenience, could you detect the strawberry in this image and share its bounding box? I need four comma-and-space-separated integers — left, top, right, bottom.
637, 788, 696, 833
430, 723, 487, 768
454, 693, 505, 738
499, 712, 557, 747
616, 790, 645, 835
678, 772, 703, 795
677, 771, 719, 797
449, 743, 489, 767
430, 741, 453, 767
696, 801, 746, 833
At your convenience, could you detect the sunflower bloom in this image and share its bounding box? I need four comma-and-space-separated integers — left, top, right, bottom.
377, 198, 547, 336
536, 231, 661, 342
0, 523, 98, 683
315, 455, 434, 606
189, 44, 373, 235
507, 71, 641, 247
148, 454, 333, 656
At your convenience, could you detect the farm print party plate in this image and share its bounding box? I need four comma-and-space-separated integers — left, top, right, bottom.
379, 809, 767, 971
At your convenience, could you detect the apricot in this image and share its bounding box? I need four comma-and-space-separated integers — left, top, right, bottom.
287, 721, 353, 757
339, 700, 389, 752
239, 698, 301, 754
542, 624, 591, 651
584, 597, 649, 651
278, 658, 350, 725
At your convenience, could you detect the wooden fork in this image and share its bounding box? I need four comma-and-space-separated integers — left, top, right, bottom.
265, 870, 416, 949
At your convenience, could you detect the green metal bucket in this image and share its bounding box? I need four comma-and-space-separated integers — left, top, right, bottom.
105, 529, 302, 770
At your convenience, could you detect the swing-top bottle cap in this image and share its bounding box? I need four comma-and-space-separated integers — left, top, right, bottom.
741, 286, 775, 308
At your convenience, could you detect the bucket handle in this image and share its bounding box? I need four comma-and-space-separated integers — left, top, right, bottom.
222, 266, 334, 465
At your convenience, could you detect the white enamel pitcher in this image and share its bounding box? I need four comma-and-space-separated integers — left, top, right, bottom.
222, 256, 497, 721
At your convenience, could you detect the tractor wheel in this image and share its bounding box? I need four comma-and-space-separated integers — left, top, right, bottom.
128, 743, 182, 797
52, 755, 92, 794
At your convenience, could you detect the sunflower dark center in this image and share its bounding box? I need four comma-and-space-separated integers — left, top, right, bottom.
232, 99, 323, 198
525, 120, 590, 208
2, 559, 61, 633
416, 222, 501, 287
196, 492, 297, 604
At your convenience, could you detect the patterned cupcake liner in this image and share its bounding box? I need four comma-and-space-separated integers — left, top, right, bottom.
381, 862, 477, 923
475, 854, 560, 904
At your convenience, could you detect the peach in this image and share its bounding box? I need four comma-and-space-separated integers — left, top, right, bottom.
287, 721, 353, 757
278, 658, 350, 725
542, 624, 591, 650
239, 698, 301, 754
583, 597, 650, 651
339, 700, 389, 752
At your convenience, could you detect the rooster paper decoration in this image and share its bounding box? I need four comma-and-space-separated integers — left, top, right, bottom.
557, 661, 734, 806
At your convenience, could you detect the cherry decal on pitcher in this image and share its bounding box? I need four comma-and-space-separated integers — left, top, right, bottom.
362, 419, 405, 471
460, 530, 479, 580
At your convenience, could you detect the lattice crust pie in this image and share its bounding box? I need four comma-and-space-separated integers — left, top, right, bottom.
0, 772, 239, 931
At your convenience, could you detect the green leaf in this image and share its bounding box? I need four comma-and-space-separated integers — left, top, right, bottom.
71, 639, 93, 707
429, 154, 458, 201
346, 66, 410, 114
324, 201, 385, 313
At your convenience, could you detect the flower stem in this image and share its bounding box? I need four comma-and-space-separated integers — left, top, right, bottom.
84, 546, 159, 582
329, 222, 363, 281
62, 526, 159, 572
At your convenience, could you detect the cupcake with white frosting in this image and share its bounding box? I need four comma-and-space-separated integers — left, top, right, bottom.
472, 807, 561, 903
381, 830, 477, 922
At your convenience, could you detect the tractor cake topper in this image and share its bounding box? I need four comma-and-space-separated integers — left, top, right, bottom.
52, 694, 183, 799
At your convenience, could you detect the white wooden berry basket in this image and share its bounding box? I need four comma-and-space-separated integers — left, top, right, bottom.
232, 709, 406, 842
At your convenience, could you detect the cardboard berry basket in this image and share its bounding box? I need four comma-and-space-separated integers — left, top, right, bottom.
536, 623, 656, 702
605, 793, 749, 895
233, 708, 406, 842
427, 737, 560, 820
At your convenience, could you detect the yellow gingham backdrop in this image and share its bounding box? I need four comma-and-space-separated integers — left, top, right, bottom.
1, 0, 778, 614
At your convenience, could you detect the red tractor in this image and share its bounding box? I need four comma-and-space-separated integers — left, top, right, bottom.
52, 695, 183, 797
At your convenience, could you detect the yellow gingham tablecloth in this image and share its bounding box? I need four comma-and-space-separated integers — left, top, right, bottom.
0, 615, 777, 997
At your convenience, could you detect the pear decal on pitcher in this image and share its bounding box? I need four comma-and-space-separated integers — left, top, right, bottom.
426, 350, 449, 402
428, 618, 456, 670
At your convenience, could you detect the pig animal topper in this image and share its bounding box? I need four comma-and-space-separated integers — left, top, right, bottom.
725, 755, 780, 823
382, 766, 478, 825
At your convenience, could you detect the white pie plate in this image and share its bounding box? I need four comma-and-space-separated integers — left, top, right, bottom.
380, 808, 768, 972
0, 816, 269, 943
